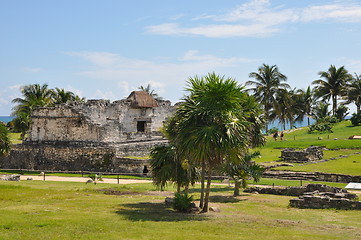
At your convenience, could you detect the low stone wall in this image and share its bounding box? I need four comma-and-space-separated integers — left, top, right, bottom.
281, 146, 324, 163
263, 170, 361, 183
244, 184, 357, 199
0, 174, 20, 181
290, 194, 361, 210
0, 143, 154, 173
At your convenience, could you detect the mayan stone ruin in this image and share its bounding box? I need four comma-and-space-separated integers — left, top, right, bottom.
0, 91, 175, 173
281, 146, 324, 163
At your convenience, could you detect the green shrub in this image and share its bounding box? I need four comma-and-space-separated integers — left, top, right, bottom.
172, 192, 194, 213
350, 113, 361, 126
308, 116, 336, 134
268, 127, 278, 135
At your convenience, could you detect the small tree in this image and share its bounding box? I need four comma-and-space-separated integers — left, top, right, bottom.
223, 152, 264, 196
0, 123, 11, 157
150, 145, 198, 193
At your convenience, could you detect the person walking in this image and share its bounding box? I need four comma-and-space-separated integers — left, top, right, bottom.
272, 131, 278, 141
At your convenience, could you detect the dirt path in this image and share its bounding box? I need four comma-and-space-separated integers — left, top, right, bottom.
20, 175, 152, 184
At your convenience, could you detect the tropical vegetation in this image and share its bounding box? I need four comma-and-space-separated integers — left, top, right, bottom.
10, 83, 84, 138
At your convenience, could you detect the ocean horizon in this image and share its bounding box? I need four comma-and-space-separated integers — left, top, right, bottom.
0, 116, 15, 123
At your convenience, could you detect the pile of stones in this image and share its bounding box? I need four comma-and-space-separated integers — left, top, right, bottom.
0, 174, 20, 181
281, 146, 324, 163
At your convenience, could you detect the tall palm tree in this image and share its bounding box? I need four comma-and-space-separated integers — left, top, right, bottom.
312, 65, 352, 116
12, 83, 53, 116
52, 88, 76, 104
295, 86, 316, 126
270, 88, 294, 130
173, 73, 265, 212
12, 84, 53, 138
246, 64, 289, 132
344, 73, 361, 115
138, 84, 162, 100
312, 102, 331, 120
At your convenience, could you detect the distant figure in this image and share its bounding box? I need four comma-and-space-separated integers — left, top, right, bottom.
143, 166, 149, 176
272, 131, 278, 141
280, 131, 284, 141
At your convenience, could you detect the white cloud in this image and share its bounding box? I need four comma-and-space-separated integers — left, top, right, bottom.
92, 90, 117, 100
64, 51, 120, 66
66, 50, 256, 102
146, 0, 361, 38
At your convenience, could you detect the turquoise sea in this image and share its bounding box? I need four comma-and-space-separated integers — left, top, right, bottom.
0, 116, 15, 123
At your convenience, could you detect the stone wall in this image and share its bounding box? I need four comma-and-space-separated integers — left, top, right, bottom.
281, 146, 324, 163
0, 142, 165, 173
263, 170, 361, 183
29, 97, 174, 144
244, 184, 357, 199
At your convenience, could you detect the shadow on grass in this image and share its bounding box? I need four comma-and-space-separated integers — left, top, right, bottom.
115, 202, 208, 222
188, 186, 233, 193
209, 195, 247, 203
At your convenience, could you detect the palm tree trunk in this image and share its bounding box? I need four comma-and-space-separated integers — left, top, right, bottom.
233, 181, 240, 196
202, 165, 212, 213
199, 159, 206, 209
333, 95, 337, 116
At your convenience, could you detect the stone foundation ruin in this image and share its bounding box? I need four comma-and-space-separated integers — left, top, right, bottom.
0, 91, 175, 173
281, 146, 324, 163
245, 184, 361, 210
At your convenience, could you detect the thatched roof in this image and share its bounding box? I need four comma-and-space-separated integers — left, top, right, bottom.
127, 91, 158, 108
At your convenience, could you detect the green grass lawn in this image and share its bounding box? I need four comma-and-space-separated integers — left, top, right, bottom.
257, 120, 361, 175
9, 132, 22, 144
0, 180, 360, 240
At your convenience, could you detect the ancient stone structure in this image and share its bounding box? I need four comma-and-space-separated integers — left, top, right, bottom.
263, 170, 361, 183
245, 184, 358, 199
0, 91, 175, 173
281, 146, 324, 163
0, 174, 20, 181
289, 184, 360, 210
246, 183, 361, 210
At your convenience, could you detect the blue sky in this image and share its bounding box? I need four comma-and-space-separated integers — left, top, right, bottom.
1, 0, 361, 115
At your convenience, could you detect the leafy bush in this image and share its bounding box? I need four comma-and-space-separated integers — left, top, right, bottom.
268, 127, 279, 135
308, 116, 336, 134
350, 113, 361, 126
172, 192, 194, 213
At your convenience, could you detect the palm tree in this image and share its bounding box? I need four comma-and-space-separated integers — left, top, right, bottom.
270, 88, 294, 130
150, 145, 198, 193
312, 65, 352, 116
246, 64, 289, 132
344, 73, 361, 114
138, 84, 162, 100
52, 88, 76, 104
295, 87, 316, 126
0, 123, 11, 157
12, 84, 53, 138
312, 102, 331, 120
173, 72, 265, 212
222, 151, 264, 196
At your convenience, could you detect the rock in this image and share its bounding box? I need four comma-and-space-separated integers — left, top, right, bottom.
0, 174, 20, 181
85, 179, 94, 184
209, 207, 220, 212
